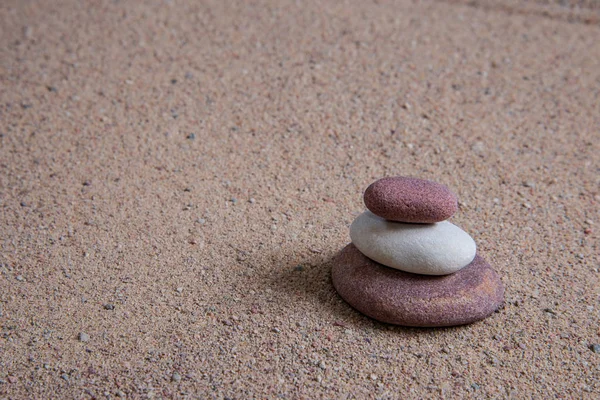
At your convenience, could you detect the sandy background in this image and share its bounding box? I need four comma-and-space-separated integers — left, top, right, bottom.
1, 0, 599, 398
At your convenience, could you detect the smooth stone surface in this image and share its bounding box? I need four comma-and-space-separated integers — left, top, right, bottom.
350, 211, 476, 275
332, 244, 505, 327
364, 176, 458, 223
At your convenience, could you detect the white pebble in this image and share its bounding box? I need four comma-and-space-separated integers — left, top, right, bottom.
79, 332, 90, 342
350, 211, 476, 275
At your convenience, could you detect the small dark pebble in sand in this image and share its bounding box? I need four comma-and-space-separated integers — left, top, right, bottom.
171, 79, 178, 84
47, 86, 57, 92
590, 344, 600, 353
103, 304, 115, 310
187, 133, 196, 140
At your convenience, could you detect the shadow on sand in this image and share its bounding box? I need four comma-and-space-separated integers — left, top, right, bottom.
250, 243, 475, 339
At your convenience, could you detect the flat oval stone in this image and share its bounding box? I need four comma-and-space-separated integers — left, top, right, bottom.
364, 176, 458, 223
332, 244, 504, 327
350, 211, 476, 275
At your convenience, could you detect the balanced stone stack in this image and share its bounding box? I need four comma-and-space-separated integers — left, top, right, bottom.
332, 176, 504, 327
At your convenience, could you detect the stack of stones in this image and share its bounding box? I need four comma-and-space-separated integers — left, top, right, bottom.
332, 176, 504, 327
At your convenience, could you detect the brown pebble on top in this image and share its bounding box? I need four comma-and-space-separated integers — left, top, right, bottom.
364, 176, 458, 223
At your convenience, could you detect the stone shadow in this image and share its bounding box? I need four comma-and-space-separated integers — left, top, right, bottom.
250, 243, 476, 338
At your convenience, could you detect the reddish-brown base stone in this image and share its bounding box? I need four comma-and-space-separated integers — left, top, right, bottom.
332, 244, 504, 327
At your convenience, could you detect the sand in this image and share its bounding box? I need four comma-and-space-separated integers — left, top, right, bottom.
1, 0, 599, 398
